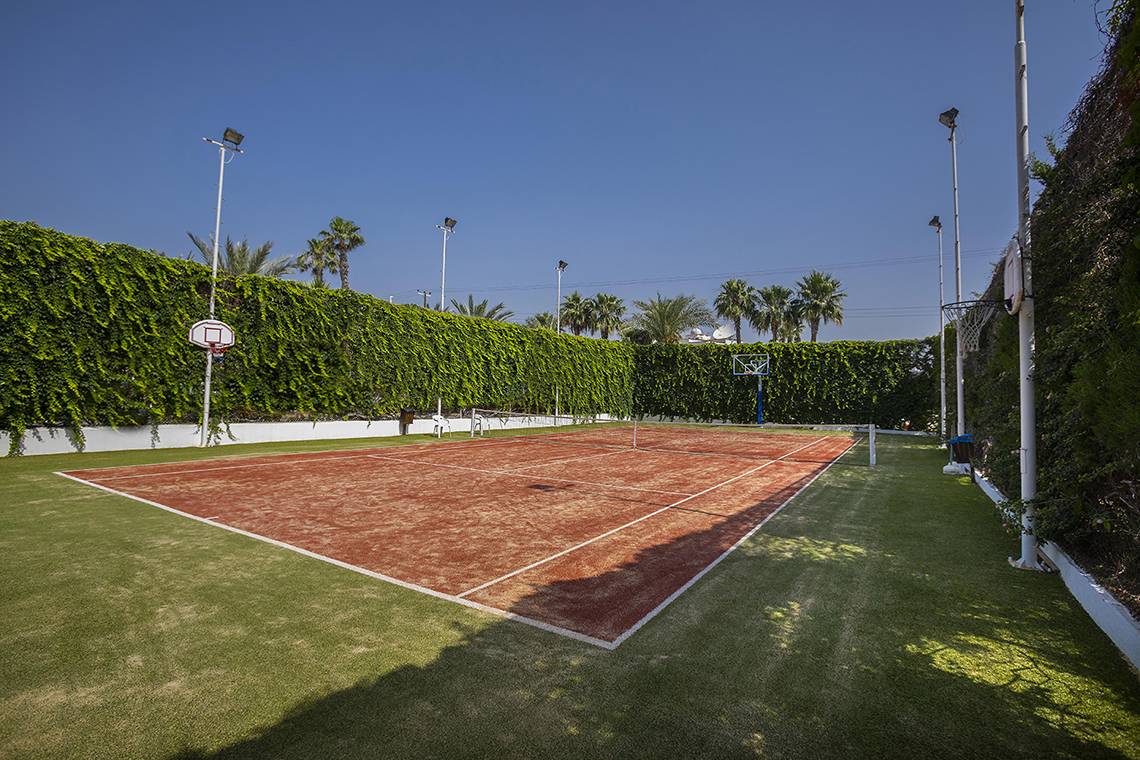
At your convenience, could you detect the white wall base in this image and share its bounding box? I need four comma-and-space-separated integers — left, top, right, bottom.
1, 414, 571, 457
973, 470, 1140, 671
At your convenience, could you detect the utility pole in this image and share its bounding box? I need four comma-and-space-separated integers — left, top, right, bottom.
556, 260, 568, 332
929, 215, 947, 440
198, 128, 243, 447
437, 218, 456, 311
417, 289, 431, 308
1010, 0, 1042, 571
939, 107, 965, 437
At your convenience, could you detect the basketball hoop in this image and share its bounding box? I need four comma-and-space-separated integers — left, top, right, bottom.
942, 300, 1002, 353
732, 353, 770, 424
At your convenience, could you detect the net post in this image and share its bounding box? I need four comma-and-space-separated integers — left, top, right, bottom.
869, 423, 877, 467
470, 407, 476, 438
632, 418, 638, 449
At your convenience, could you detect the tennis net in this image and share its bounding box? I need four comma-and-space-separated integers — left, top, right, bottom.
468, 410, 877, 466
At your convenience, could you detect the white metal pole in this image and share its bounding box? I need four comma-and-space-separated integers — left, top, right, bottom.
556, 266, 562, 332
949, 123, 966, 438
1012, 0, 1041, 570
869, 423, 877, 467
200, 144, 226, 448
937, 225, 946, 440
439, 227, 448, 312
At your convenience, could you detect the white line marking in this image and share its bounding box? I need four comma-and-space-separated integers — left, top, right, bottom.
52, 471, 619, 650
52, 435, 859, 651
502, 448, 629, 472
606, 437, 862, 648
367, 454, 695, 497
456, 436, 832, 598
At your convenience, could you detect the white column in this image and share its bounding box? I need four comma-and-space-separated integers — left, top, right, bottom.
1011, 0, 1042, 570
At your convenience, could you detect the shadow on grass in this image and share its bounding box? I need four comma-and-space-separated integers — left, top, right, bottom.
163, 444, 1138, 760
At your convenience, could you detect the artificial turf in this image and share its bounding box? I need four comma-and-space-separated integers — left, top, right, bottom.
0, 433, 1137, 759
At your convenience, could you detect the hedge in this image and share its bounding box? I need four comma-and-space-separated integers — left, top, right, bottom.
1, 221, 941, 455
0, 221, 633, 452
961, 3, 1139, 611
633, 340, 937, 429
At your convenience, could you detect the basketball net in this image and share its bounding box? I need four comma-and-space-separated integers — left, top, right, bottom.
942, 300, 1001, 353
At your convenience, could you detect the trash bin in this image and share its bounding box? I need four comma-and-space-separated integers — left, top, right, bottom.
949, 434, 974, 464
399, 408, 415, 435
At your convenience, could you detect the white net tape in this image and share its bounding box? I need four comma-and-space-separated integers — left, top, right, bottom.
943, 300, 1001, 353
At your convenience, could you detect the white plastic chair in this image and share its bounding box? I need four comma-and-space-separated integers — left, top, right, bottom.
431, 414, 451, 438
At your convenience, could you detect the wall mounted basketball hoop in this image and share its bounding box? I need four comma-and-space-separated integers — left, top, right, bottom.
942, 300, 1001, 353
732, 353, 770, 424
188, 319, 236, 355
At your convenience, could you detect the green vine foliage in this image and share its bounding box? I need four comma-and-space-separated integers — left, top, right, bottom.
0, 221, 633, 453
634, 340, 937, 429
963, 2, 1140, 607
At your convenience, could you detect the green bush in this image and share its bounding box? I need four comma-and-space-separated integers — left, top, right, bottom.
0, 222, 633, 452
633, 340, 937, 429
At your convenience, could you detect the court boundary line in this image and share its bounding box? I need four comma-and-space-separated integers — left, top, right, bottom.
456, 435, 832, 598
53, 434, 861, 651
52, 471, 620, 650
501, 448, 629, 472
607, 436, 862, 648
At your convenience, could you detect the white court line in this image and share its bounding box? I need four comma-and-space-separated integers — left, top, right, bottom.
67, 437, 532, 481
607, 437, 862, 648
456, 435, 832, 598
54, 435, 859, 651
367, 454, 694, 497
502, 448, 629, 472
53, 471, 619, 650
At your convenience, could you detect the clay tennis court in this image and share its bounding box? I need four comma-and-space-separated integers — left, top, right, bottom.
57, 424, 859, 649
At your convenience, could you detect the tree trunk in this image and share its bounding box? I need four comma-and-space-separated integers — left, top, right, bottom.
601, 327, 609, 340
810, 319, 819, 342
734, 317, 741, 344
339, 251, 349, 290
771, 325, 778, 342
314, 267, 324, 287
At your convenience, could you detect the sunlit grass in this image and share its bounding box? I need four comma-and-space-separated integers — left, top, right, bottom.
1, 434, 1137, 759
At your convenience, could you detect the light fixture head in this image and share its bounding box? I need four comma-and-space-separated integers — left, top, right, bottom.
928, 215, 942, 229
557, 260, 568, 271
442, 217, 457, 231
938, 108, 959, 129
223, 127, 244, 146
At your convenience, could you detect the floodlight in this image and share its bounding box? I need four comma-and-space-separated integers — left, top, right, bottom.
442, 217, 457, 231
938, 108, 959, 129
557, 260, 568, 271
223, 128, 244, 146
928, 215, 942, 229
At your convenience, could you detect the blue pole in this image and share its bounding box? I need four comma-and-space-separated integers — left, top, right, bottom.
756, 376, 764, 424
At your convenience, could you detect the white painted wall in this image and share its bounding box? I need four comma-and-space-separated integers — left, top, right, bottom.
1, 414, 571, 457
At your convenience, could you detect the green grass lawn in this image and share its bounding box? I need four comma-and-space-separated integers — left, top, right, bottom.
1, 433, 1137, 759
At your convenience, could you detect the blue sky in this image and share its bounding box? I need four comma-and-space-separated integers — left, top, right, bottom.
1, 1, 1110, 341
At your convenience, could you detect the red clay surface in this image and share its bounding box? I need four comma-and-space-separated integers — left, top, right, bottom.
61, 427, 857, 646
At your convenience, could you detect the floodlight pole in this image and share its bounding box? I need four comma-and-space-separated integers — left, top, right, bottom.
437, 223, 454, 312
943, 111, 966, 438
555, 260, 567, 332
933, 220, 947, 440
199, 133, 242, 447
1011, 0, 1042, 570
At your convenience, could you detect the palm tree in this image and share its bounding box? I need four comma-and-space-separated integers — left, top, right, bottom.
450, 295, 514, 321
593, 293, 626, 340
795, 270, 846, 342
320, 217, 365, 290
778, 299, 805, 342
750, 285, 796, 342
187, 233, 295, 277
714, 279, 758, 344
626, 293, 713, 344
524, 312, 557, 330
296, 237, 338, 287
560, 292, 596, 336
